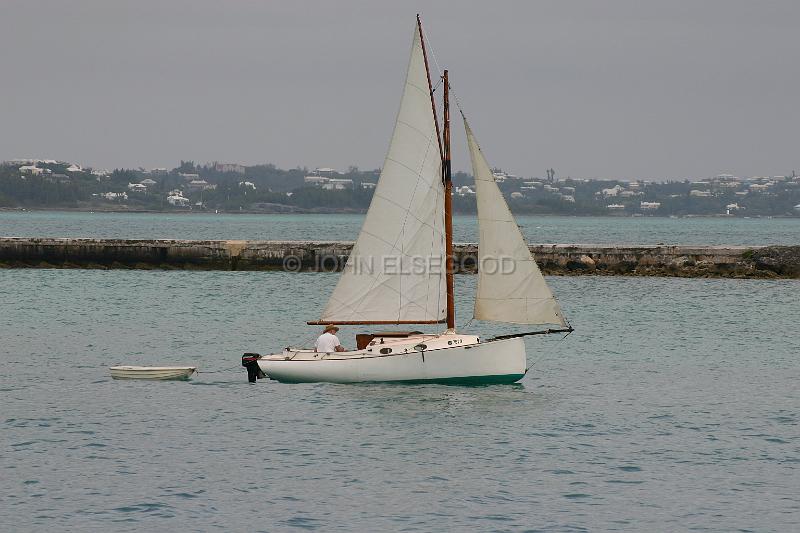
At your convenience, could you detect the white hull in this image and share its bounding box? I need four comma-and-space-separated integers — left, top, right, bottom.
257, 334, 526, 384
109, 366, 197, 380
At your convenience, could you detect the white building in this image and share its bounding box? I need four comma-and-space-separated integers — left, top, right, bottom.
749, 183, 770, 192
187, 179, 216, 191
321, 178, 353, 190
140, 178, 157, 187
94, 192, 128, 201
304, 176, 329, 186
599, 185, 624, 197
640, 201, 661, 210
167, 194, 190, 207
18, 165, 43, 175
127, 183, 147, 192
361, 182, 377, 189
725, 203, 743, 215
315, 167, 339, 175
607, 204, 625, 211
239, 181, 256, 190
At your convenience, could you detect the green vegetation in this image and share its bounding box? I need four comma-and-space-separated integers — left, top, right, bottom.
1, 160, 798, 217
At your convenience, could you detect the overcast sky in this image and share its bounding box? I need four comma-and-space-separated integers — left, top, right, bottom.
1, 0, 797, 179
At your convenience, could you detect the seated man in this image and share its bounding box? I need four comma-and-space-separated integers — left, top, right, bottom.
315, 324, 346, 353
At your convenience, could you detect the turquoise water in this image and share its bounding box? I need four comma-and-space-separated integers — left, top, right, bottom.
1, 210, 799, 244
1, 269, 798, 531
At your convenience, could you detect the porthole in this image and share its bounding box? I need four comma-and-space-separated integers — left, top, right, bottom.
380, 347, 392, 355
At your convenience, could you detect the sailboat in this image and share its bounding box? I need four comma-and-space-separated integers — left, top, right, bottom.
254, 16, 572, 384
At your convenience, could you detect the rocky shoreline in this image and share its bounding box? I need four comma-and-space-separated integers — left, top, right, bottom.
1, 238, 798, 278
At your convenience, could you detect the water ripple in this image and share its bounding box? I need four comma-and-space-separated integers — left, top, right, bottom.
1, 271, 798, 531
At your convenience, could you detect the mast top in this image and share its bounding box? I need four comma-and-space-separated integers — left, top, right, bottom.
416, 14, 443, 163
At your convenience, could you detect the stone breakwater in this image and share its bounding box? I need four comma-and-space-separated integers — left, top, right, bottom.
0, 238, 798, 278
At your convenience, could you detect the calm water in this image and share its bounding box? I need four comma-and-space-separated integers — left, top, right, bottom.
1, 210, 799, 244
1, 269, 798, 531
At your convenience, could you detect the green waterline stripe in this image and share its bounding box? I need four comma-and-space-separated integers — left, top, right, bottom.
271, 373, 525, 386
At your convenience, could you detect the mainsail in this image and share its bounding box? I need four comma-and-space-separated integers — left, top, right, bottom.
465, 117, 568, 327
317, 24, 446, 324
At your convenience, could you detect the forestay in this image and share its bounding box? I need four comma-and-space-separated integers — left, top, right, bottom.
318, 25, 446, 324
465, 117, 568, 327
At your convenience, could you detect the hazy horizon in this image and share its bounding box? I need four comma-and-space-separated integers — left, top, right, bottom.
2, 1, 798, 179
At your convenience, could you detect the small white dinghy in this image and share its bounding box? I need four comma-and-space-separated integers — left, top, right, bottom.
109, 366, 197, 381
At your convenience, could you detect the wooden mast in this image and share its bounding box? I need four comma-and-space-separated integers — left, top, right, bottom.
418, 15, 454, 330
442, 70, 455, 330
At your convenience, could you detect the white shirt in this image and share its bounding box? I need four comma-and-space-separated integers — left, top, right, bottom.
315, 332, 341, 353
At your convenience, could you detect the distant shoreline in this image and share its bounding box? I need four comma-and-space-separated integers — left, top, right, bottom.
0, 205, 367, 215
1, 206, 798, 219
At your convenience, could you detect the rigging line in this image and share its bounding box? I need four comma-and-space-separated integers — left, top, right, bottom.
419, 22, 443, 81
528, 351, 548, 369
418, 20, 468, 116
450, 86, 466, 116
418, 21, 470, 120
281, 330, 319, 353
490, 327, 574, 341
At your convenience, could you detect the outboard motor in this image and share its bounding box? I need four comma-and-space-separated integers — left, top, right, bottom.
242, 353, 266, 383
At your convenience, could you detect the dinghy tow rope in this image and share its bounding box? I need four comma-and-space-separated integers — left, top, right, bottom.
195, 367, 239, 375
